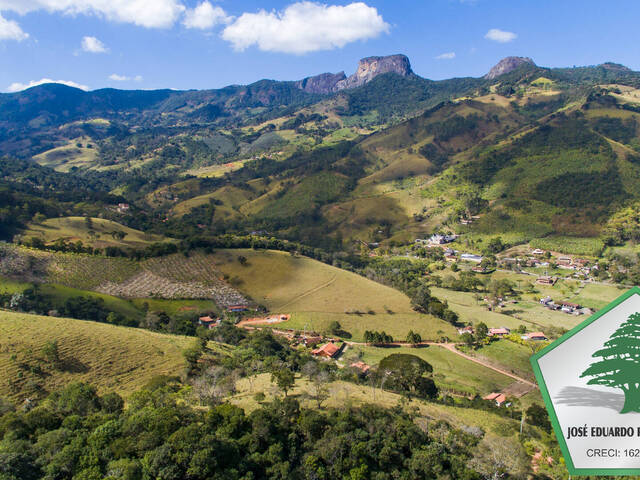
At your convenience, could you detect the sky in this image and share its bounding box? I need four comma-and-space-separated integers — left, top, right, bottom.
0, 0, 638, 93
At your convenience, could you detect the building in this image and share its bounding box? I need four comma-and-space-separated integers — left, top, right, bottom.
483, 392, 508, 407
312, 342, 340, 358
350, 361, 371, 374
428, 234, 457, 245
536, 276, 556, 285
227, 305, 250, 313
531, 248, 545, 256
523, 331, 548, 341
198, 316, 220, 329
488, 327, 510, 337
458, 325, 475, 335
539, 296, 553, 306
460, 253, 483, 263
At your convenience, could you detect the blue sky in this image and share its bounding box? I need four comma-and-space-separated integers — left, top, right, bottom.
0, 0, 638, 92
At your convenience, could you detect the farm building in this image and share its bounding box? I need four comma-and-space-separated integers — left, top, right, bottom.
350, 361, 371, 374
488, 327, 510, 337
227, 305, 250, 313
523, 331, 548, 341
428, 234, 457, 245
484, 392, 508, 407
458, 325, 475, 335
198, 316, 220, 329
531, 248, 545, 256
312, 342, 340, 358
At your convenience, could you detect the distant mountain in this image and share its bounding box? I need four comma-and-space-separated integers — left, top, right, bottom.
294, 54, 414, 94
484, 56, 536, 79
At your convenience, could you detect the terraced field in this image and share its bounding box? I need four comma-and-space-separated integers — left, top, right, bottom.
0, 311, 194, 402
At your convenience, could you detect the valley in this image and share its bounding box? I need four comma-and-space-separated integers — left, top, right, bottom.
2, 52, 640, 479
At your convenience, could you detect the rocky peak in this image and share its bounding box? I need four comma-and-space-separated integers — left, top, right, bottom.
335, 54, 413, 90
598, 62, 631, 72
295, 72, 347, 95
484, 56, 535, 80
295, 54, 413, 94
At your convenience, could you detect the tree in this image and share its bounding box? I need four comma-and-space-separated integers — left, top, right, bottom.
525, 403, 551, 432
406, 330, 422, 345
580, 312, 640, 413
410, 285, 432, 312
460, 332, 475, 347
476, 322, 489, 341
271, 367, 295, 397
327, 320, 341, 336
42, 340, 60, 367
237, 255, 248, 266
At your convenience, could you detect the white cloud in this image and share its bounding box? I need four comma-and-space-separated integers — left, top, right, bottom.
109, 73, 143, 82
0, 12, 28, 41
184, 1, 231, 29
6, 78, 89, 93
0, 0, 185, 29
485, 28, 517, 43
435, 52, 455, 60
221, 1, 389, 54
81, 35, 108, 53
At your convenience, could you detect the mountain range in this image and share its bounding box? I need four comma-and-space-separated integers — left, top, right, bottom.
3, 53, 640, 254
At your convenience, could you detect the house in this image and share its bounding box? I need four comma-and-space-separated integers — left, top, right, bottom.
560, 301, 581, 314
531, 248, 545, 256
428, 234, 457, 245
539, 296, 553, 306
460, 218, 473, 225
458, 325, 475, 335
483, 392, 508, 407
350, 361, 371, 374
472, 265, 493, 274
523, 331, 548, 341
227, 305, 250, 313
460, 253, 483, 263
556, 256, 573, 268
198, 316, 220, 329
488, 327, 510, 337
116, 203, 130, 213
301, 336, 323, 347
573, 258, 589, 268
312, 342, 340, 358
536, 275, 556, 285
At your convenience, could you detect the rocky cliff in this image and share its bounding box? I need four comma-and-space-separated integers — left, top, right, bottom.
295, 54, 413, 94
484, 56, 536, 79
295, 72, 347, 94
335, 54, 413, 90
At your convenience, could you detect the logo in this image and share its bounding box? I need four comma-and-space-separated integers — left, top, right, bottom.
531, 287, 640, 476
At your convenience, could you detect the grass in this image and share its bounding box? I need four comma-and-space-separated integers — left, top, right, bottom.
0, 277, 31, 295
33, 136, 99, 172
24, 217, 171, 249
282, 311, 457, 342
130, 298, 219, 316
350, 344, 515, 395
0, 310, 194, 402
469, 340, 535, 382
212, 249, 415, 314
529, 236, 604, 256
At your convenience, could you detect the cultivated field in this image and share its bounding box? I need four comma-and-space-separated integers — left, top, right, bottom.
0, 311, 193, 402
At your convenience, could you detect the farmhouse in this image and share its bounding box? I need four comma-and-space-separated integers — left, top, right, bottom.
484, 392, 508, 407
531, 248, 545, 256
488, 327, 510, 337
350, 361, 371, 374
312, 342, 340, 358
198, 316, 220, 329
523, 331, 548, 341
539, 296, 553, 306
428, 234, 457, 245
458, 325, 475, 335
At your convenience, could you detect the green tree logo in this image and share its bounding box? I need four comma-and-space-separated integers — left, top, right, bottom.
580, 312, 640, 413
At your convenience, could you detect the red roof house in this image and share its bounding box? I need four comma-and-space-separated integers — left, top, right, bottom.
483, 392, 507, 406
488, 327, 510, 337
525, 331, 548, 341
350, 361, 371, 374
312, 342, 340, 358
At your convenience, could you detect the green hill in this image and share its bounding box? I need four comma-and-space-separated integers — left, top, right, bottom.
0, 310, 195, 402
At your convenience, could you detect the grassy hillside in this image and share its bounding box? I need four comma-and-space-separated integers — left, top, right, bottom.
23, 216, 171, 248
211, 249, 458, 339
0, 310, 194, 402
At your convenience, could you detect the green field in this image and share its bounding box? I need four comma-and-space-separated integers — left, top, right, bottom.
351, 344, 515, 395
469, 340, 535, 382
0, 310, 194, 402
23, 216, 171, 248
211, 249, 458, 340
